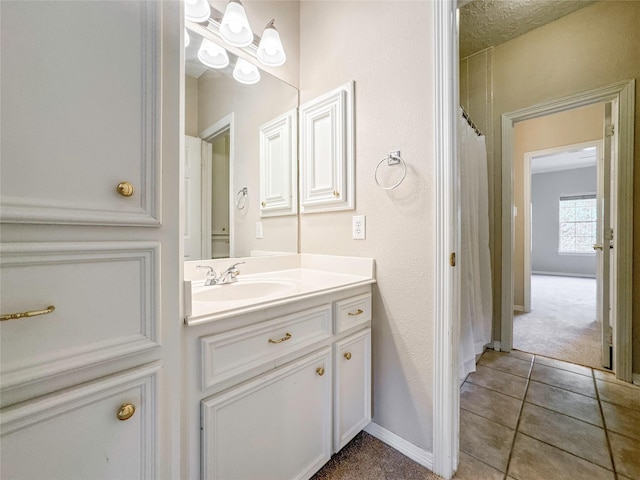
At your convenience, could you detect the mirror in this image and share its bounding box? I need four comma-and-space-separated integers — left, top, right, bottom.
184, 27, 299, 260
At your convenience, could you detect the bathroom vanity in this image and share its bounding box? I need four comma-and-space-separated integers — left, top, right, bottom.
183, 254, 375, 480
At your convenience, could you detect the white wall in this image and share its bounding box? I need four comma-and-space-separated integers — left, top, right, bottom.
300, 1, 435, 452
532, 167, 597, 277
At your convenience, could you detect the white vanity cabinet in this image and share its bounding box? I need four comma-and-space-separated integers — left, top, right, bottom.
191, 287, 372, 480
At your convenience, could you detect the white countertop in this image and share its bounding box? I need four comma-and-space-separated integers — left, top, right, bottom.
184, 254, 376, 326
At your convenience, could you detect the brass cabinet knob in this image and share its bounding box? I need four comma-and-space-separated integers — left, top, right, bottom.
344, 352, 352, 360
593, 244, 603, 251
316, 367, 325, 376
116, 182, 135, 197
116, 403, 136, 421
261, 201, 266, 207
333, 191, 340, 197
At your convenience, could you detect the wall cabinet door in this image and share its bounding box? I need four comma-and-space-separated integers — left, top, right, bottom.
259, 109, 298, 217
202, 348, 332, 480
299, 82, 354, 213
334, 329, 371, 452
0, 364, 158, 480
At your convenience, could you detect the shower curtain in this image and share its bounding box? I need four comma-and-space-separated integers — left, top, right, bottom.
458, 108, 493, 382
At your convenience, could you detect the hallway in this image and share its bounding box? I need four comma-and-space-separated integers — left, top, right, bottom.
457, 349, 640, 479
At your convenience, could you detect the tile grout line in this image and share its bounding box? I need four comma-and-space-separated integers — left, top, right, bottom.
593, 368, 619, 480
503, 355, 535, 478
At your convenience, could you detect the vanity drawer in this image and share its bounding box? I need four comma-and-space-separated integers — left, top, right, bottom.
333, 293, 371, 333
201, 305, 332, 389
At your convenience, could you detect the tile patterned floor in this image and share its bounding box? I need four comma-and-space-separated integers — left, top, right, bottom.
456, 349, 640, 480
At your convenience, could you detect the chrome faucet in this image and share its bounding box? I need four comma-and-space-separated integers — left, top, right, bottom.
196, 262, 245, 286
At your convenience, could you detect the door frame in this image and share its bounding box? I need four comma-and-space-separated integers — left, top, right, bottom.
522, 139, 603, 314
200, 113, 235, 258
501, 80, 635, 381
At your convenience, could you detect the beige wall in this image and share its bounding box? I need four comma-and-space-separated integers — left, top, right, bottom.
185, 76, 198, 136
512, 104, 604, 306
486, 1, 640, 370
300, 2, 435, 451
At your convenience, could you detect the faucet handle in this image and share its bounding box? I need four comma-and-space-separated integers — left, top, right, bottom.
196, 265, 217, 277
226, 262, 245, 273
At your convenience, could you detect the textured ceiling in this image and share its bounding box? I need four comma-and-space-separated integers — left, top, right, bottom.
459, 0, 597, 58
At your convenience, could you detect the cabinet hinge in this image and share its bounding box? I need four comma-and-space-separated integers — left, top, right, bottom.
605, 124, 615, 137
450, 252, 456, 267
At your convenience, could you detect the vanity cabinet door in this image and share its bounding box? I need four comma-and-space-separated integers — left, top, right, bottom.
0, 364, 158, 480
334, 329, 371, 452
202, 348, 332, 480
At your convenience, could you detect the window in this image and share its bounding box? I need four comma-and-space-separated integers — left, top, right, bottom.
558, 194, 597, 253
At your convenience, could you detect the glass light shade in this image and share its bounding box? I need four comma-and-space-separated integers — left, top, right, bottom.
185, 28, 191, 48
184, 0, 210, 23
233, 58, 260, 84
257, 23, 286, 67
198, 38, 229, 69
219, 1, 253, 47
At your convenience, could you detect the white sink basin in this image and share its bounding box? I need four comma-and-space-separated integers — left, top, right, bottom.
193, 280, 298, 303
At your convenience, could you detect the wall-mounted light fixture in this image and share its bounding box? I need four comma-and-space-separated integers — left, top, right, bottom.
184, 0, 211, 23
185, 28, 191, 47
219, 0, 253, 47
233, 58, 260, 85
256, 20, 286, 67
198, 38, 230, 69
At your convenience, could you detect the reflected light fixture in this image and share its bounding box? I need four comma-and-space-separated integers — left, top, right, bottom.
233, 58, 260, 85
198, 38, 230, 69
185, 28, 191, 48
184, 0, 211, 23
256, 20, 286, 67
219, 0, 253, 47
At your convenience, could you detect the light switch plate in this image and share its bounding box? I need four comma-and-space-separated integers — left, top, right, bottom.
256, 222, 263, 239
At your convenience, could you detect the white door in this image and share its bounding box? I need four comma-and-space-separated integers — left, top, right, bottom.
184, 135, 203, 260
596, 103, 614, 369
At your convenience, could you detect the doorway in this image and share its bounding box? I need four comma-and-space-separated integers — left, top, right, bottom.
512, 107, 606, 368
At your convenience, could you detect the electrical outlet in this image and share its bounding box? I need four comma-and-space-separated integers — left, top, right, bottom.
256, 222, 263, 239
352, 215, 366, 240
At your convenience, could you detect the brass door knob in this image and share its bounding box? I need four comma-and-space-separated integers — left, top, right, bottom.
316, 367, 325, 376
117, 182, 135, 197
117, 403, 136, 421
593, 244, 603, 251
344, 352, 352, 360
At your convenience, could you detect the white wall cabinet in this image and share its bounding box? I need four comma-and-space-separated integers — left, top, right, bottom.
0, 1, 180, 478
299, 82, 355, 213
187, 288, 372, 480
259, 109, 298, 217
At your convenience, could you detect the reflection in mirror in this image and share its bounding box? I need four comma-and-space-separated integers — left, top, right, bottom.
184, 27, 299, 261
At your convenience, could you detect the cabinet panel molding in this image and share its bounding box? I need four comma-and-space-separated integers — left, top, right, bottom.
300, 81, 355, 213
0, 242, 161, 390
1, 363, 158, 480
0, 1, 161, 226
259, 109, 298, 217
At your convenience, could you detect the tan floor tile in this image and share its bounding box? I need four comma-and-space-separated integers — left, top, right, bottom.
460, 409, 514, 472
530, 363, 596, 397
508, 349, 534, 362
596, 379, 640, 411
479, 350, 532, 378
518, 403, 611, 469
454, 452, 503, 480
609, 432, 640, 479
525, 380, 602, 426
466, 365, 528, 400
508, 433, 614, 480
461, 382, 522, 429
534, 355, 592, 377
601, 401, 640, 440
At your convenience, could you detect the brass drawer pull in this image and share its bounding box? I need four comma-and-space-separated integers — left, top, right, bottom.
117, 403, 136, 421
268, 332, 292, 344
316, 367, 325, 376
117, 181, 135, 197
348, 309, 364, 317
344, 352, 352, 360
1, 305, 55, 321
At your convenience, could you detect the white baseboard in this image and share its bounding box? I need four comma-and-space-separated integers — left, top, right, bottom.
513, 305, 524, 312
532, 270, 596, 279
364, 422, 434, 471
633, 373, 640, 386
493, 341, 501, 352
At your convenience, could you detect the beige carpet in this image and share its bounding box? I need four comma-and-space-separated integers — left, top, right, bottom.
311, 432, 442, 480
513, 274, 602, 369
